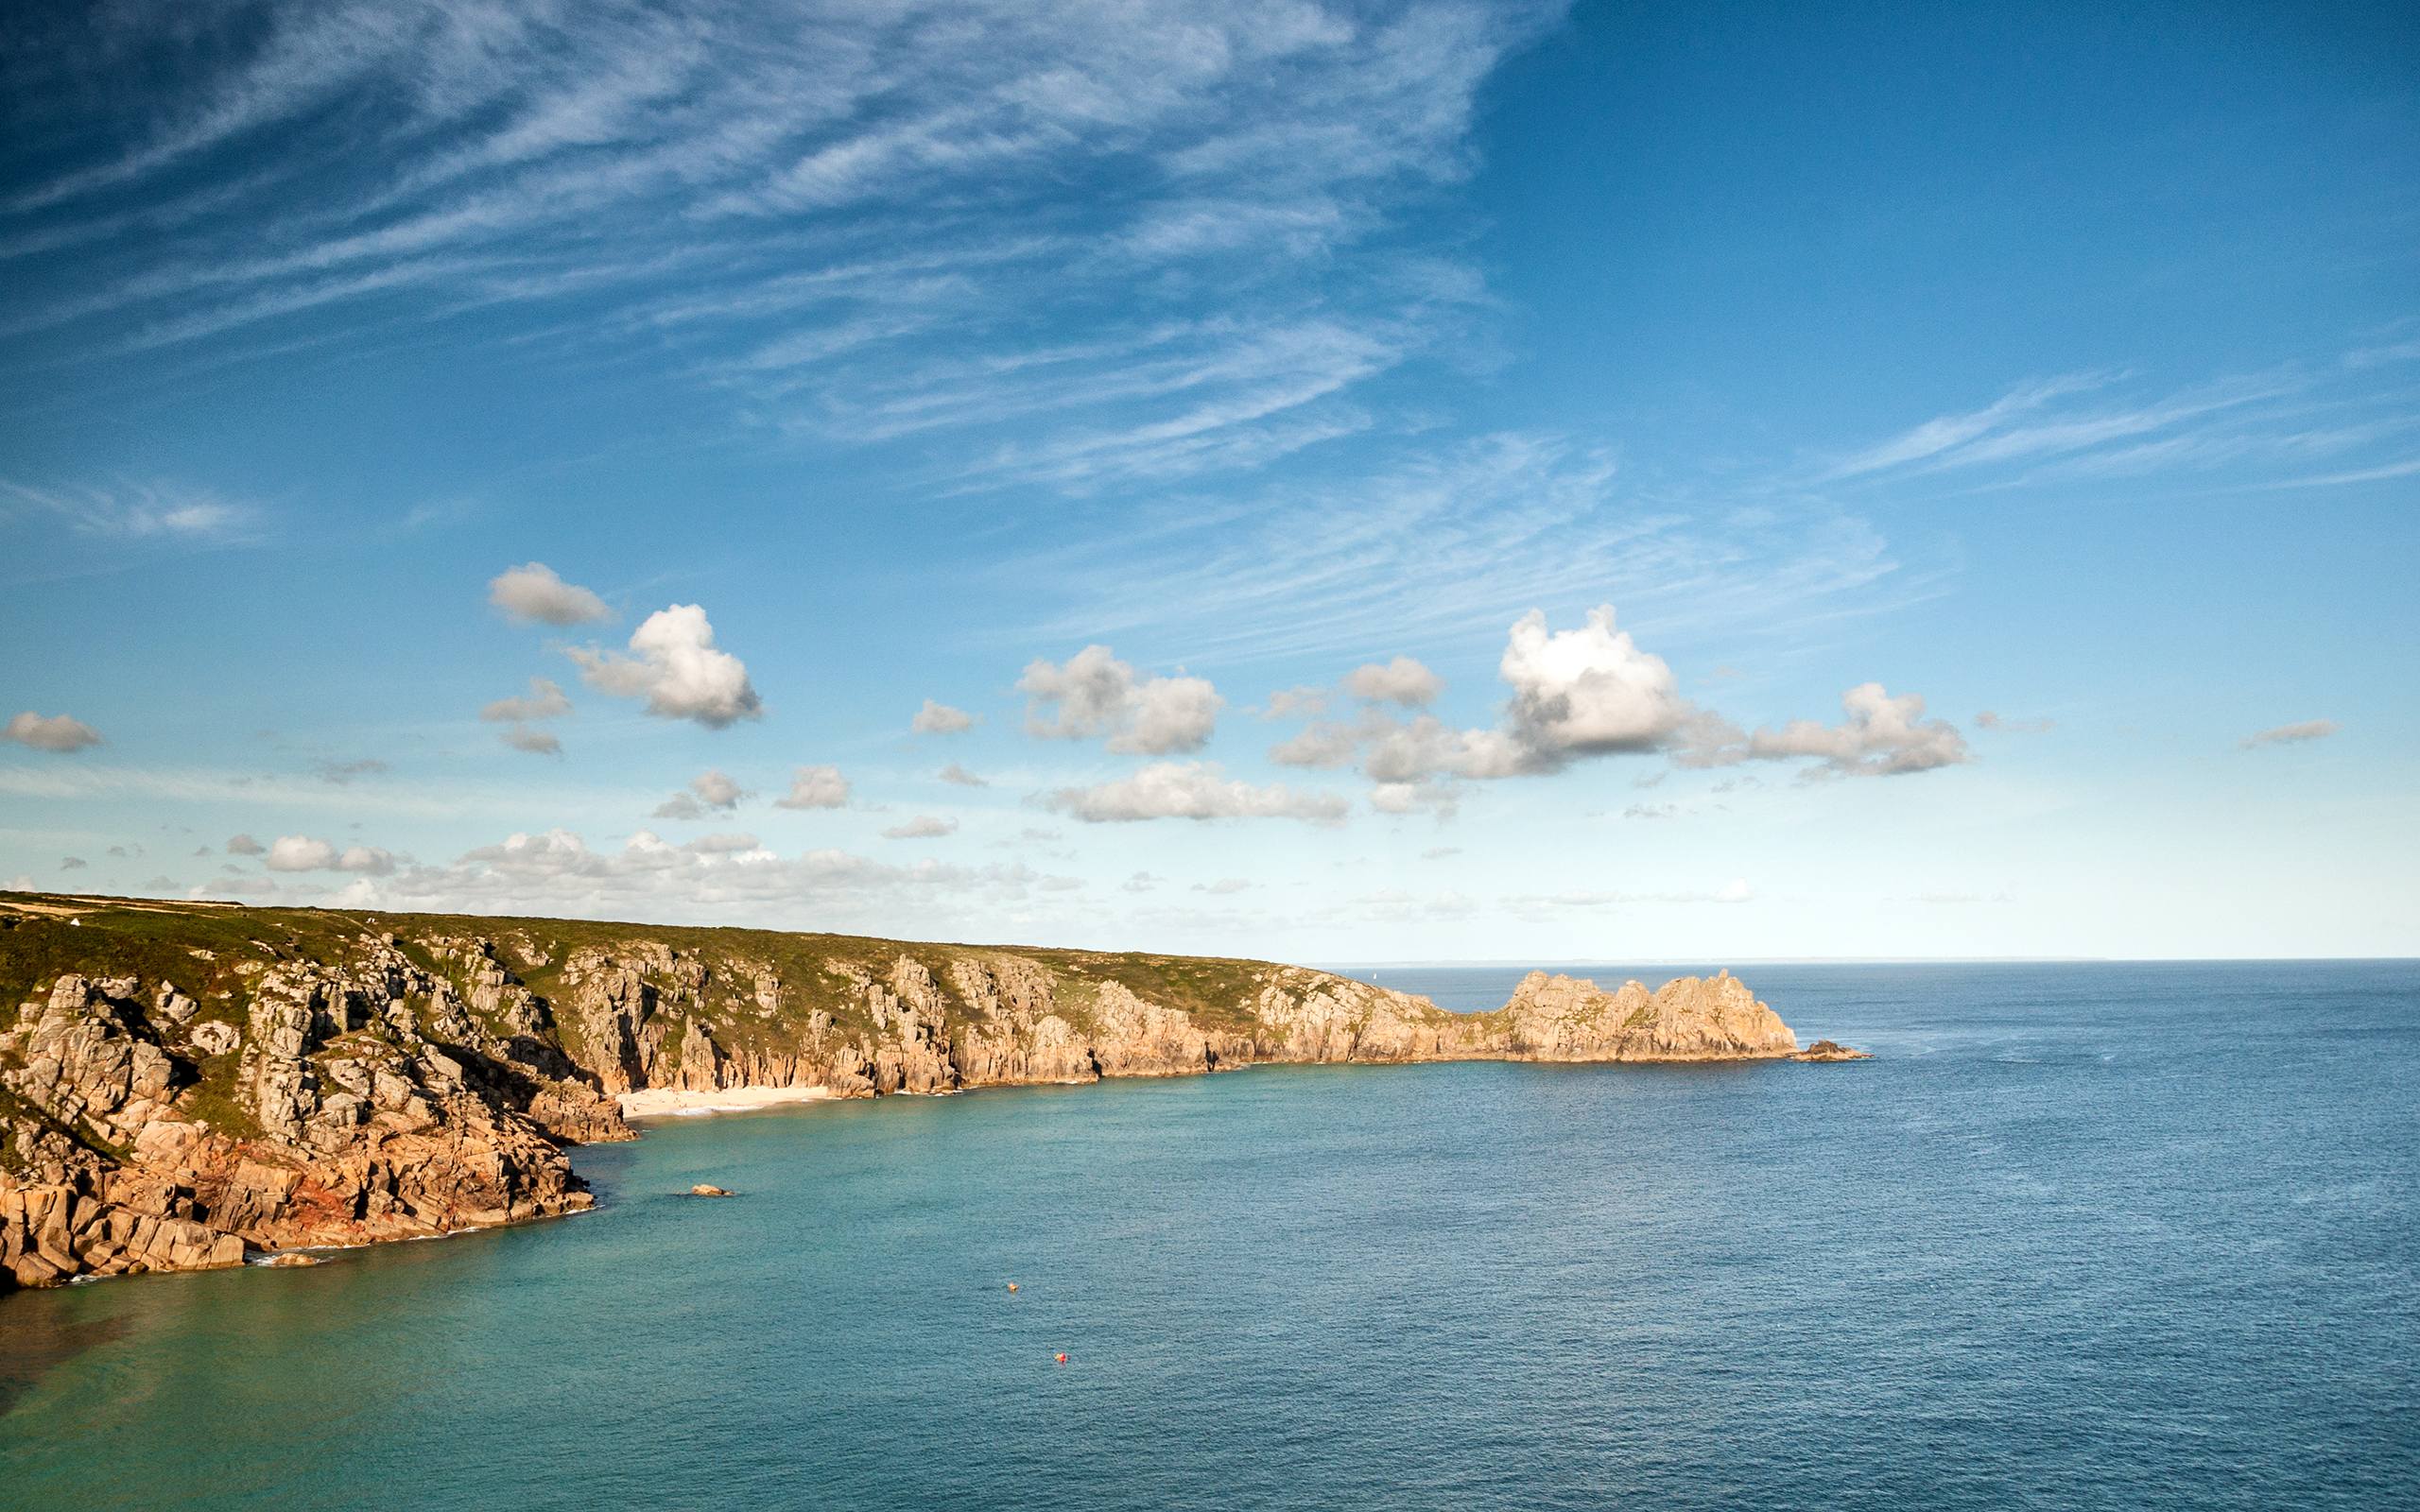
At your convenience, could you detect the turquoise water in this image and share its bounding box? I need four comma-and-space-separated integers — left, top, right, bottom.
2, 961, 2414, 1509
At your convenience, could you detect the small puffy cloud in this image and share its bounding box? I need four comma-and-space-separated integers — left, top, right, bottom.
655, 769, 745, 819
1715, 877, 1754, 903
937, 762, 989, 787
1743, 683, 1971, 777
484, 676, 573, 756
1194, 878, 1253, 895
483, 677, 573, 723
1361, 716, 1530, 782
1369, 781, 1460, 818
1019, 644, 1222, 754
1260, 686, 1330, 721
263, 836, 332, 871
685, 832, 763, 854
1041, 761, 1347, 825
316, 758, 389, 785
569, 604, 761, 728
1274, 709, 1522, 782
226, 833, 264, 855
773, 764, 850, 810
5, 711, 103, 752
911, 699, 977, 734
1123, 871, 1162, 893
1420, 846, 1461, 860
2239, 718, 2340, 749
1269, 720, 1362, 768
1262, 609, 1704, 792
265, 834, 396, 874
882, 815, 959, 840
489, 562, 611, 626
60, 856, 87, 870
1975, 710, 2054, 733
1344, 656, 1443, 707
1501, 607, 1689, 763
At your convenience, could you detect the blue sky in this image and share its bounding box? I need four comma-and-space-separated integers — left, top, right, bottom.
1, 0, 2413, 959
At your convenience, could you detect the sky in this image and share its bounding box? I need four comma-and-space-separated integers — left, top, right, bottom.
1, 0, 2414, 961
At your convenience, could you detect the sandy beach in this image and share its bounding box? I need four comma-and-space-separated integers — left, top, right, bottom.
614, 1086, 839, 1119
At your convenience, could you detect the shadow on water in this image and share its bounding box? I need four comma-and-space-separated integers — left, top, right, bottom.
0, 1291, 130, 1419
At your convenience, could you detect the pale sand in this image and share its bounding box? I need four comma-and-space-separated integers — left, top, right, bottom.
615, 1086, 838, 1119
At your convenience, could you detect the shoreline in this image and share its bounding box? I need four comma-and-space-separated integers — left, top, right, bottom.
614, 1086, 840, 1119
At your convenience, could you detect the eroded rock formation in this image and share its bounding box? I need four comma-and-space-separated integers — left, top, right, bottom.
0, 898, 1806, 1289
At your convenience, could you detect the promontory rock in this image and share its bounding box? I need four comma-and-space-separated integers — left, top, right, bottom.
0, 894, 1812, 1289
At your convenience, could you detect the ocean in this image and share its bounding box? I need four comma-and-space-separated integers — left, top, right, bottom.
1, 961, 2413, 1509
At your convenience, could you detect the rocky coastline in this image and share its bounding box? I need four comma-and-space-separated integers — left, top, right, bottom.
1, 894, 1812, 1290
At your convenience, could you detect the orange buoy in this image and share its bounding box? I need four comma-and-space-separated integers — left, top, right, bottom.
1054, 1353, 1068, 1365
1007, 1282, 1018, 1293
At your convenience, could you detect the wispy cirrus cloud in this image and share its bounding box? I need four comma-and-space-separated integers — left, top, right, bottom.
1, 1, 1563, 484
0, 479, 260, 541
2239, 718, 2340, 750
1824, 351, 2420, 492
1000, 432, 1921, 663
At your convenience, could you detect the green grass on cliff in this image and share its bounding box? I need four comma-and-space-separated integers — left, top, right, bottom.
0, 893, 1307, 1048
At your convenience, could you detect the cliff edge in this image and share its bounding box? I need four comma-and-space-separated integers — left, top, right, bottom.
0, 894, 1800, 1289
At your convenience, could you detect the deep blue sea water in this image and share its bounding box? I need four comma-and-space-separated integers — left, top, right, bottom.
1, 961, 2414, 1510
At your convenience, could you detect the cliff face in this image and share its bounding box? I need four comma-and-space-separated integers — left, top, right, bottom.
0, 896, 1798, 1289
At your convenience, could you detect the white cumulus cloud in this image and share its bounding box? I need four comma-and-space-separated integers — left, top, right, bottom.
482, 676, 573, 723
264, 834, 397, 875
655, 767, 747, 819
911, 699, 977, 734
1501, 607, 1690, 762
4, 711, 103, 752
569, 604, 762, 728
773, 764, 850, 810
1343, 656, 1443, 706
882, 815, 959, 840
482, 676, 573, 755
1369, 780, 1460, 818
1041, 761, 1346, 825
1740, 683, 1972, 777
1019, 644, 1222, 754
489, 562, 612, 626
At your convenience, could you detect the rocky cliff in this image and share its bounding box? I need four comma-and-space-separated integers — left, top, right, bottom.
0, 894, 1800, 1289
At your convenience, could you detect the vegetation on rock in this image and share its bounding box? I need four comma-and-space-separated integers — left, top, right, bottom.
0, 894, 1801, 1289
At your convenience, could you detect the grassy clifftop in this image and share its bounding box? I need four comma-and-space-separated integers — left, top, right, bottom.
0, 891, 1291, 1044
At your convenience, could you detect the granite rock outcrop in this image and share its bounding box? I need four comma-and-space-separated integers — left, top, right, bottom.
1, 897, 1810, 1289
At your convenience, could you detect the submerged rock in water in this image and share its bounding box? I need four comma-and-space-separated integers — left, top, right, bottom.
263, 1252, 322, 1267
1792, 1040, 1873, 1062
688, 1184, 735, 1198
